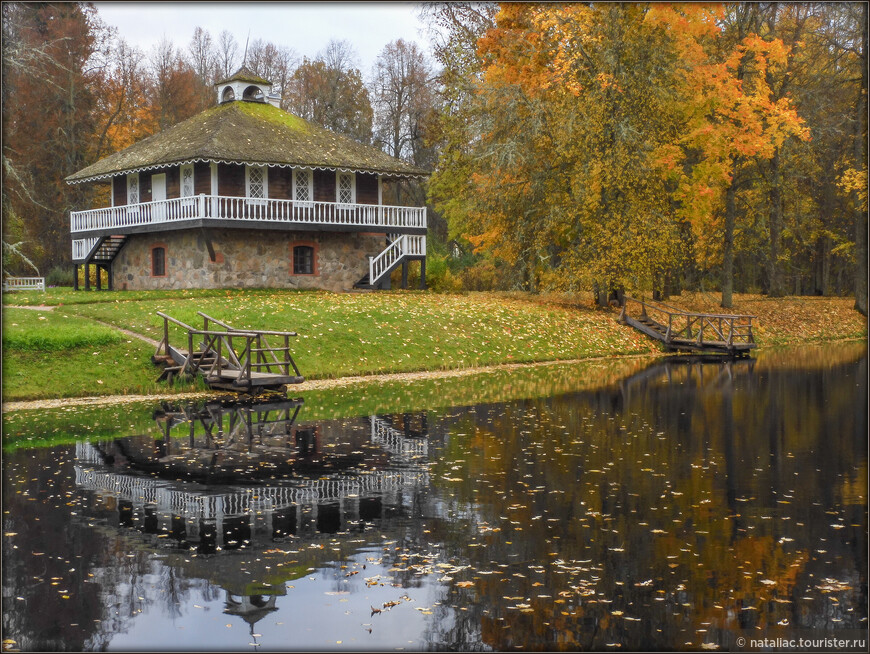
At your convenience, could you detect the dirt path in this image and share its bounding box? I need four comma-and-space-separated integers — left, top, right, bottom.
5, 304, 56, 311
1, 353, 658, 413
90, 318, 162, 348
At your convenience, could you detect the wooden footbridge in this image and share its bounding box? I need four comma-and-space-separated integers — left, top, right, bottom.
153, 311, 303, 392
619, 295, 756, 357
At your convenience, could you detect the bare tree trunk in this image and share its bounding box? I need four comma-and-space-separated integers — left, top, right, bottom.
767, 150, 785, 296
814, 235, 830, 296
721, 181, 737, 309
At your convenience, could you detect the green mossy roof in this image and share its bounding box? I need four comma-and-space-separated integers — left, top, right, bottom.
66, 101, 428, 183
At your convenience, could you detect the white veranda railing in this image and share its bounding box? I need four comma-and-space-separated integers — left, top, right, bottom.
70, 194, 426, 233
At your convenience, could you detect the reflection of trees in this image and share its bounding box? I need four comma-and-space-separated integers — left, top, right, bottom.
425, 351, 867, 649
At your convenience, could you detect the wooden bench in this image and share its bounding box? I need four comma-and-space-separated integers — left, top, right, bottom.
3, 277, 45, 292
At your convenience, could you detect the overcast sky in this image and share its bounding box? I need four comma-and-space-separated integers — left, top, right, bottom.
94, 2, 433, 74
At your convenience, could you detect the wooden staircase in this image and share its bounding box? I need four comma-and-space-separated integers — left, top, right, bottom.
354, 234, 426, 290
72, 235, 127, 264
72, 235, 128, 291
619, 295, 756, 357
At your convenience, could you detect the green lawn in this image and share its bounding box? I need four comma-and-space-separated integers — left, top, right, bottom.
57, 289, 656, 378
3, 286, 864, 403
1, 288, 655, 400
2, 307, 173, 400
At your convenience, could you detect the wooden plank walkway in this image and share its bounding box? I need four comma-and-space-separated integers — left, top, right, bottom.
152, 311, 304, 393
619, 295, 756, 357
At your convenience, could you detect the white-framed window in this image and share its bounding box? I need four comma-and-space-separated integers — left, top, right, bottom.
337, 171, 355, 205
293, 168, 313, 204
180, 164, 195, 197
127, 172, 140, 205
245, 165, 268, 200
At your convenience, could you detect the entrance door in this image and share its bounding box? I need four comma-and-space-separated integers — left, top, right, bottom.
152, 173, 167, 221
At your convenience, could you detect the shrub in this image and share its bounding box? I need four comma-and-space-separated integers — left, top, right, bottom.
45, 266, 74, 287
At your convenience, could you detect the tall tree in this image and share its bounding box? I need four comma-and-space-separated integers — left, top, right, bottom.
147, 37, 206, 130
651, 3, 810, 307
423, 2, 498, 245
371, 39, 437, 205
431, 3, 690, 294
2, 1, 110, 271
216, 29, 239, 79
245, 38, 296, 106
285, 40, 373, 143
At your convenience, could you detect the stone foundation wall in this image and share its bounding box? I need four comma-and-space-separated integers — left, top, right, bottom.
112, 228, 386, 291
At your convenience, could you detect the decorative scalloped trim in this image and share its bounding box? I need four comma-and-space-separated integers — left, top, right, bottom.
66, 158, 426, 185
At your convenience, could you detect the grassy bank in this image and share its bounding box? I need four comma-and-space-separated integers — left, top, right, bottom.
3, 339, 866, 452
2, 288, 866, 402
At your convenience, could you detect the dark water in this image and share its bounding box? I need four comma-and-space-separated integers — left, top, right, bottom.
2, 345, 867, 651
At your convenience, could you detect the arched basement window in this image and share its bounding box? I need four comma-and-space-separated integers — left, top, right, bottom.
292, 245, 315, 275
243, 85, 265, 102
221, 86, 235, 102
151, 246, 166, 277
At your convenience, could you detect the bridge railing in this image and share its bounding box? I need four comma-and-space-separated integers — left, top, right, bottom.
154, 311, 303, 387
198, 312, 302, 380
621, 295, 756, 347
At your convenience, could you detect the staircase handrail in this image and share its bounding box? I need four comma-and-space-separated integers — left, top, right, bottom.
369, 235, 406, 286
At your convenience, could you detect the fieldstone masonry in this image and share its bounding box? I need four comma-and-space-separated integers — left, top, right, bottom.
112, 228, 386, 291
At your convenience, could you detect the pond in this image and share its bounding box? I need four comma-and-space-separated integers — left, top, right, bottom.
2, 343, 867, 651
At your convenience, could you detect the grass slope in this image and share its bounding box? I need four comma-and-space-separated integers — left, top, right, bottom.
2, 288, 866, 402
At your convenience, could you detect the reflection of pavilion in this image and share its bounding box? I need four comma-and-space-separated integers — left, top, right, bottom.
73, 397, 432, 550
76, 442, 427, 548
224, 592, 278, 645
72, 400, 434, 640
369, 414, 429, 461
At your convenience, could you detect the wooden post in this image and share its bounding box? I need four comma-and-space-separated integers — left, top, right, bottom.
107, 264, 113, 291
401, 260, 408, 289
284, 334, 289, 376
73, 265, 79, 291
419, 258, 427, 290
95, 265, 102, 291
84, 264, 91, 291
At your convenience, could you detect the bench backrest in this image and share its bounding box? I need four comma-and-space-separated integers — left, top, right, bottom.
3, 277, 46, 292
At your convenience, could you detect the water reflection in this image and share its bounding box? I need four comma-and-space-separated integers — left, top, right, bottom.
2, 345, 867, 651
67, 398, 435, 643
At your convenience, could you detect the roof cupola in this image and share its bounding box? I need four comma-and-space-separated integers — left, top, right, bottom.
214, 66, 280, 107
